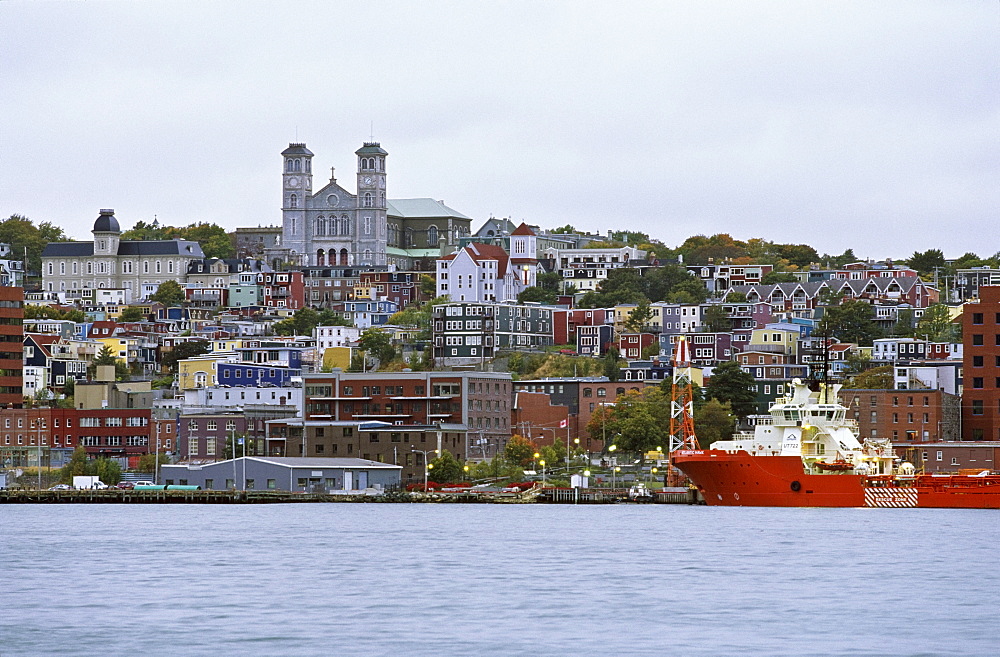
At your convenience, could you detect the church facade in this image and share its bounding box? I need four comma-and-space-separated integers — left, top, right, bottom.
269, 142, 472, 270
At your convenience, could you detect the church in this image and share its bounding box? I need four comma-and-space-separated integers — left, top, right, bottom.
268, 142, 473, 270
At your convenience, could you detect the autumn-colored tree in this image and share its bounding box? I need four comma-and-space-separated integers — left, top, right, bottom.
504, 434, 538, 467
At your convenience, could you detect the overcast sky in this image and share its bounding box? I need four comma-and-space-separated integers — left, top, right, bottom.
2, 1, 997, 260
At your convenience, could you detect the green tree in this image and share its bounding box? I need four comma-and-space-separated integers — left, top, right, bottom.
427, 450, 463, 483
915, 303, 958, 342
906, 249, 945, 277
693, 398, 735, 448
603, 346, 622, 381
703, 305, 731, 333
136, 452, 170, 473
518, 285, 557, 304
94, 458, 122, 485
149, 280, 185, 306
119, 220, 170, 241
623, 299, 654, 333
0, 214, 70, 275
843, 365, 893, 389
889, 308, 915, 338
24, 305, 86, 322
705, 361, 758, 418
118, 306, 145, 322
357, 328, 396, 367
59, 446, 91, 483
181, 222, 235, 259
549, 224, 579, 234
504, 434, 538, 467
820, 299, 883, 346
762, 271, 798, 285
419, 274, 437, 298
160, 340, 211, 373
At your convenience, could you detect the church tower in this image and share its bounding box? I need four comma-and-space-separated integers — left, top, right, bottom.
355, 142, 388, 266
281, 143, 314, 265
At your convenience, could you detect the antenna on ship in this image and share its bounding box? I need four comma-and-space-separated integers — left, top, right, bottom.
667, 336, 699, 485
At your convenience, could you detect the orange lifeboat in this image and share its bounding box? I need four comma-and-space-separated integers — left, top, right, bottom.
814, 460, 855, 472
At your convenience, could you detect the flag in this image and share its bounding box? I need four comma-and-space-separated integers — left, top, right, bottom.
559, 419, 568, 428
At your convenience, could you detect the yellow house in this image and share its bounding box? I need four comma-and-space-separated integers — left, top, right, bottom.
93, 336, 138, 363
210, 339, 244, 353
321, 346, 352, 371
177, 355, 232, 390
747, 324, 801, 358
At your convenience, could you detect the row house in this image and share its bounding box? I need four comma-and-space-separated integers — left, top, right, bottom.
687, 263, 773, 294
217, 363, 299, 388
357, 270, 427, 309
577, 324, 614, 356
314, 325, 361, 351
804, 261, 919, 282
23, 334, 88, 394
431, 302, 554, 365
552, 308, 610, 346
684, 332, 733, 366
838, 389, 960, 444
730, 277, 936, 312
185, 285, 228, 309
340, 298, 398, 328
259, 271, 305, 310
301, 265, 380, 308
893, 361, 963, 396
617, 333, 656, 360
954, 267, 1000, 302
872, 338, 930, 363
619, 360, 671, 382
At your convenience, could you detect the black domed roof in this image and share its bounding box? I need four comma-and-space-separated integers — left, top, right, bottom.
94, 209, 121, 233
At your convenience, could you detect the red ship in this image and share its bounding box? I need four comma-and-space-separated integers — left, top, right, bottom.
671, 379, 1000, 508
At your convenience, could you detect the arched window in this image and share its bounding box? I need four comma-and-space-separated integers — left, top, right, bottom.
340, 248, 348, 266
143, 261, 148, 274
427, 225, 438, 245
294, 159, 301, 172
363, 192, 373, 208
87, 263, 93, 274
72, 262, 78, 274
155, 261, 161, 274
364, 249, 372, 262
290, 194, 297, 208
341, 215, 350, 234
329, 218, 337, 236
167, 261, 174, 273
317, 249, 325, 266
316, 216, 325, 235
47, 263, 53, 275
60, 263, 65, 275
286, 159, 293, 172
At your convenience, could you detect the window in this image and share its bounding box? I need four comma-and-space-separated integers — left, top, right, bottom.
972, 377, 984, 389
972, 313, 984, 324
972, 334, 983, 346
973, 356, 984, 367
972, 400, 984, 415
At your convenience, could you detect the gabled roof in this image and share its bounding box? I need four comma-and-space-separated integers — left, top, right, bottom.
88, 321, 118, 338
511, 222, 535, 236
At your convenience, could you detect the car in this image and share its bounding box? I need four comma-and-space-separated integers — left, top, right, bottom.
115, 482, 135, 490
48, 484, 72, 491
133, 481, 155, 487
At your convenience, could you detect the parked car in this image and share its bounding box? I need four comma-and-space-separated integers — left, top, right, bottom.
133, 481, 154, 487
115, 482, 135, 490
48, 484, 72, 491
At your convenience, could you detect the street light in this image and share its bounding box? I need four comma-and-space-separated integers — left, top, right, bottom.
613, 466, 621, 490
539, 459, 546, 486
463, 464, 470, 483
411, 446, 438, 492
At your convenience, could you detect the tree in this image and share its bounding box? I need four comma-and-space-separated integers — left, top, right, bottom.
136, 453, 170, 473
357, 328, 396, 368
820, 299, 883, 346
702, 305, 731, 333
843, 365, 893, 389
907, 249, 945, 277
419, 274, 437, 298
518, 285, 557, 305
761, 271, 798, 285
118, 306, 145, 322
94, 458, 122, 486
181, 222, 235, 259
427, 450, 463, 483
694, 398, 736, 448
889, 308, 915, 338
59, 446, 91, 483
623, 299, 653, 333
0, 214, 70, 275
705, 361, 758, 418
93, 344, 119, 366
915, 303, 958, 342
595, 388, 672, 463
504, 434, 538, 467
160, 340, 211, 373
549, 224, 579, 234
603, 346, 622, 381
149, 280, 185, 306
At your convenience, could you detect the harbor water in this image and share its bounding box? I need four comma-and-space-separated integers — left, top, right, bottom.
2, 504, 997, 656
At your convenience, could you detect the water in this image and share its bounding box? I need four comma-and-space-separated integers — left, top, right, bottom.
1, 504, 997, 657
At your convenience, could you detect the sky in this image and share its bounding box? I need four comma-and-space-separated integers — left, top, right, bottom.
2, 1, 997, 260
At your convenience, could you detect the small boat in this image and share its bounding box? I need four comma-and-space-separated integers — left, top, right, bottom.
813, 460, 854, 472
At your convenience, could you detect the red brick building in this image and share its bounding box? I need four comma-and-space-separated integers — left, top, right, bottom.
896, 442, 1000, 473
0, 286, 23, 409
838, 389, 960, 444
963, 286, 1000, 440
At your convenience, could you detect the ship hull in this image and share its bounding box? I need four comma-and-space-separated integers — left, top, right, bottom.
672, 450, 1000, 509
